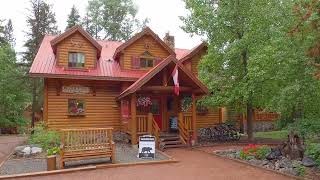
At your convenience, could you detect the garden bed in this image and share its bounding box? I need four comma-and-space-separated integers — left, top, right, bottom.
0, 142, 170, 176
213, 145, 320, 179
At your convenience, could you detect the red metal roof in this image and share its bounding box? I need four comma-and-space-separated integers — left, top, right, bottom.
29, 35, 191, 81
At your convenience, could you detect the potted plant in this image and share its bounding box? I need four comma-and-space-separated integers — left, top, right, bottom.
47, 146, 60, 171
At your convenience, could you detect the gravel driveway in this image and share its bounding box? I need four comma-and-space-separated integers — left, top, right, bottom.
0, 135, 26, 164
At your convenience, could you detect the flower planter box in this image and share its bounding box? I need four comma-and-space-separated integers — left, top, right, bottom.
47, 155, 57, 171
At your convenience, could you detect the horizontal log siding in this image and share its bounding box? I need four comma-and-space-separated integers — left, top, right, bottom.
56, 32, 97, 68
196, 108, 221, 128
190, 48, 207, 77
121, 35, 170, 70
46, 79, 120, 130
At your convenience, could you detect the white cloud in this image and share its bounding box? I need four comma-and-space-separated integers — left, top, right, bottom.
0, 0, 203, 56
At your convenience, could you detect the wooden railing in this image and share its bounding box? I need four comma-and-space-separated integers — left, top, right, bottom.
183, 114, 193, 131
137, 115, 148, 134
178, 113, 189, 145
151, 114, 160, 148
135, 113, 160, 148
60, 128, 115, 168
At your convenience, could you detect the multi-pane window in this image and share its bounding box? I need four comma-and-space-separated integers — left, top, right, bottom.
140, 58, 154, 68
68, 52, 85, 68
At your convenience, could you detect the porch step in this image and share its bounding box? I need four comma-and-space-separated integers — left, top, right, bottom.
161, 144, 187, 149
159, 133, 179, 138
160, 136, 180, 141
160, 140, 182, 145
159, 134, 187, 150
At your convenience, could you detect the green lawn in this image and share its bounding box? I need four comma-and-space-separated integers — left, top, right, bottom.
254, 129, 288, 140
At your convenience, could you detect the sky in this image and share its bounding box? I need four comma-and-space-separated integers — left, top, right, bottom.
0, 0, 203, 57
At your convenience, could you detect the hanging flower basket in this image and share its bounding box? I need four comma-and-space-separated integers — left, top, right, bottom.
181, 96, 192, 112
137, 96, 152, 107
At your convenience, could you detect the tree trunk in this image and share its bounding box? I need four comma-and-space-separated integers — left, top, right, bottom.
31, 78, 37, 134
241, 48, 254, 142
247, 101, 254, 142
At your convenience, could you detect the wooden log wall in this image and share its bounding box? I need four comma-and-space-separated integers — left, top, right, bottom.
120, 35, 170, 70
56, 32, 97, 68
45, 79, 121, 130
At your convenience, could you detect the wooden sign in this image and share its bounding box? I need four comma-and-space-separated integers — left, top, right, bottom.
62, 85, 90, 94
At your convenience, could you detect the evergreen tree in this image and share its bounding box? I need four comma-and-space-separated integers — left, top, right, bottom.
4, 19, 15, 47
0, 19, 6, 46
23, 0, 59, 129
84, 0, 148, 41
83, 0, 103, 39
0, 45, 29, 130
66, 5, 81, 30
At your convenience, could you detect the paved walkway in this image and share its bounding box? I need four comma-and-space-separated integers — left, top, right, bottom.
15, 146, 295, 180
0, 135, 26, 165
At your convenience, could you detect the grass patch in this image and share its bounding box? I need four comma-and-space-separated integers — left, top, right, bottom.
254, 129, 288, 140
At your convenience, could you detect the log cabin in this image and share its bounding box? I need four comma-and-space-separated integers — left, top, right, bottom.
29, 25, 223, 148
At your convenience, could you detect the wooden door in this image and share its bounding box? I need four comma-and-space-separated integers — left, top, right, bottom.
151, 97, 162, 130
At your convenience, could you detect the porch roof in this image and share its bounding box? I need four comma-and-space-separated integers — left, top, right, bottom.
117, 55, 209, 99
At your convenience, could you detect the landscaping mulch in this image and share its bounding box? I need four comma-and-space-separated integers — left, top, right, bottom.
0, 142, 169, 176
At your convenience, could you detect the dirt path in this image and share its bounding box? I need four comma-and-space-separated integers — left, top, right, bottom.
14, 147, 295, 180
0, 135, 26, 165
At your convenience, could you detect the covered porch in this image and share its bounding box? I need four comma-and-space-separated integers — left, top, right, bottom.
118, 56, 209, 146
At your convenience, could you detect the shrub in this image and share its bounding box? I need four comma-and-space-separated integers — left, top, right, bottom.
29, 123, 60, 150
47, 146, 60, 156
289, 117, 320, 139
224, 119, 236, 127
240, 144, 271, 160
305, 143, 320, 167
295, 164, 306, 176
256, 146, 271, 160
275, 118, 293, 130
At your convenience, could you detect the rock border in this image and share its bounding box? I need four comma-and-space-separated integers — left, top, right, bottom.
196, 147, 303, 180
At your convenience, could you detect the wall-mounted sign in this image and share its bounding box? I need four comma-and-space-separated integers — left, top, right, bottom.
138, 135, 155, 159
62, 85, 90, 94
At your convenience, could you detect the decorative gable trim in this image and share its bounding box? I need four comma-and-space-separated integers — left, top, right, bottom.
118, 55, 209, 99
50, 25, 102, 58
113, 27, 176, 60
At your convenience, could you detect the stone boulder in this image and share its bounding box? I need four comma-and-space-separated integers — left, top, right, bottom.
266, 148, 282, 160
14, 145, 42, 157
302, 156, 316, 167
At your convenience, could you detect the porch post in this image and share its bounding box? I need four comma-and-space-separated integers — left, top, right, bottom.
191, 93, 197, 142
131, 93, 137, 144
147, 112, 153, 134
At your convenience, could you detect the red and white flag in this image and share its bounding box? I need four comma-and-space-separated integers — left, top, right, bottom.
172, 65, 179, 96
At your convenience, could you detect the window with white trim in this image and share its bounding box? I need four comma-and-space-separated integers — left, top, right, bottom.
68, 52, 85, 68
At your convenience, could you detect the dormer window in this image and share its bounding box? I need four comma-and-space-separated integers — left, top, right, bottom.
139, 51, 154, 68
140, 58, 154, 68
68, 52, 85, 68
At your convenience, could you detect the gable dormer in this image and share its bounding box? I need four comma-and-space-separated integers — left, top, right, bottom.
180, 42, 207, 77
51, 25, 102, 69
113, 27, 175, 70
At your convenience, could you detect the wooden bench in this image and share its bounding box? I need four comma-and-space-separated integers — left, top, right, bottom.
59, 128, 115, 169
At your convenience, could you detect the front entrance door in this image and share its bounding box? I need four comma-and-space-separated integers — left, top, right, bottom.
151, 97, 162, 130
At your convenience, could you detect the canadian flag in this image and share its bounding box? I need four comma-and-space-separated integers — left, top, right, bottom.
172, 65, 180, 96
